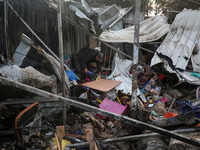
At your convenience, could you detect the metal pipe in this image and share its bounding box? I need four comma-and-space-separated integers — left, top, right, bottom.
131, 0, 141, 109
0, 76, 200, 147
0, 100, 61, 105
167, 98, 176, 112
66, 128, 200, 149
139, 46, 154, 54
101, 41, 133, 60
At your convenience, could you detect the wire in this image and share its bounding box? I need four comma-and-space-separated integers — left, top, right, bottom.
96, 98, 102, 104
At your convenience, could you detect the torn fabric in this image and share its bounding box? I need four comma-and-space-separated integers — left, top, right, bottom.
106, 53, 147, 103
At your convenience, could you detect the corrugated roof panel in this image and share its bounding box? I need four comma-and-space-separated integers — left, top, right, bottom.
151, 9, 200, 72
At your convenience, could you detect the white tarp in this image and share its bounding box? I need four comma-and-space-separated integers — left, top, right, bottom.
107, 53, 147, 102
99, 15, 170, 43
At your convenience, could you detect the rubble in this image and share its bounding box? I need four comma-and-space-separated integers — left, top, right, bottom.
1, 0, 200, 149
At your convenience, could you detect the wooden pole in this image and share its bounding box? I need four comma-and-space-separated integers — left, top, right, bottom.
131, 0, 141, 110
57, 0, 67, 125
55, 126, 65, 150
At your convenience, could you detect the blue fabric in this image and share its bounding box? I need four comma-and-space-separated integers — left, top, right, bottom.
177, 100, 200, 118
66, 70, 77, 81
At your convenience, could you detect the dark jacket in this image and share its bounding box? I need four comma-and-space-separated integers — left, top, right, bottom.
78, 47, 101, 72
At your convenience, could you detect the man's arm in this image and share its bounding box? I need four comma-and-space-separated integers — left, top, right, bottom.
96, 61, 102, 75
84, 68, 89, 74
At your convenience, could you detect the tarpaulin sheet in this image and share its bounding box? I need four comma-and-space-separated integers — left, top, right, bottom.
99, 15, 170, 43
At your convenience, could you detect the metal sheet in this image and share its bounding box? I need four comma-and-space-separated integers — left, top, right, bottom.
97, 4, 119, 32
151, 9, 200, 72
61, 0, 120, 36
11, 34, 43, 68
11, 35, 32, 66
99, 15, 170, 43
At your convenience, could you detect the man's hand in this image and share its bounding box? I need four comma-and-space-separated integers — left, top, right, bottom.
85, 68, 93, 75
88, 71, 93, 75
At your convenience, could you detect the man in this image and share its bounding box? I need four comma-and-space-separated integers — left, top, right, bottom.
78, 47, 103, 80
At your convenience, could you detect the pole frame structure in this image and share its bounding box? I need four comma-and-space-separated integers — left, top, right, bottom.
6, 1, 78, 80
57, 0, 67, 125
131, 0, 141, 109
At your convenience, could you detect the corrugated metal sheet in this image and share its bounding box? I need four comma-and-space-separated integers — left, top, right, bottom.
151, 9, 200, 72
97, 4, 119, 32
99, 15, 170, 43
12, 34, 32, 66
11, 34, 44, 68
63, 0, 120, 36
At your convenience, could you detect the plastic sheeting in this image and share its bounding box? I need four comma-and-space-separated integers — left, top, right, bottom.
106, 53, 147, 103
107, 53, 132, 94
99, 15, 170, 43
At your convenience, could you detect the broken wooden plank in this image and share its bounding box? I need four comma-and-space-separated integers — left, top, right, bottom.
85, 129, 98, 150
56, 126, 65, 150
0, 76, 200, 147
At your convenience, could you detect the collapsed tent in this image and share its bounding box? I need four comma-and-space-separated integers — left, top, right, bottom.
99, 15, 170, 43
150, 9, 200, 85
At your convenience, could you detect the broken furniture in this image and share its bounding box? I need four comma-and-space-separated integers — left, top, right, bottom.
15, 102, 42, 144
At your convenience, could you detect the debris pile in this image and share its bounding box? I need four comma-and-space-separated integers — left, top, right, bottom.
1, 1, 200, 149
1, 60, 200, 149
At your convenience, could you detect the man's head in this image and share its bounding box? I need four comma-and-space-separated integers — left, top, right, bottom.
96, 52, 103, 62
95, 47, 101, 52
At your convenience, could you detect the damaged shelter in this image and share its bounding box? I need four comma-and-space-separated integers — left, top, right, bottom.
1, 0, 200, 149
150, 8, 200, 86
